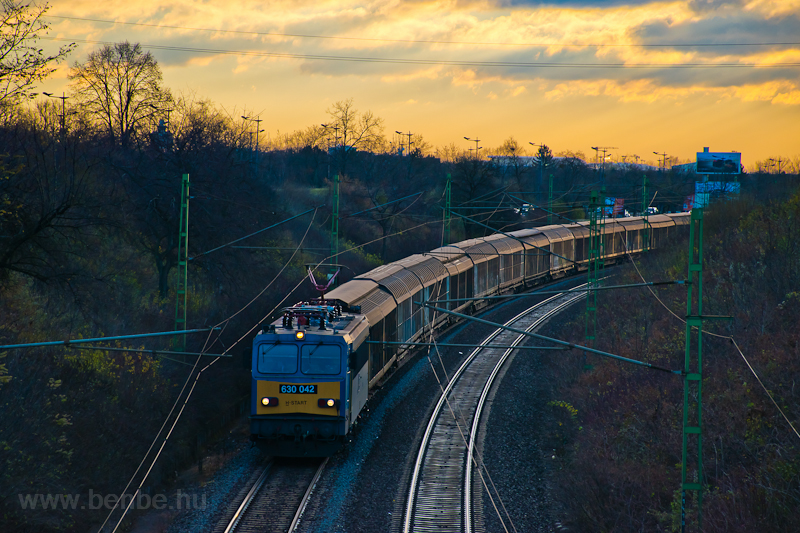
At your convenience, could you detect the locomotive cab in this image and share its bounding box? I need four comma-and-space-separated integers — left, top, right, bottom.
250, 300, 369, 456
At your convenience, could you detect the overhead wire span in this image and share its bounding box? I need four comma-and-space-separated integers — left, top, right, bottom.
67, 345, 227, 358
435, 279, 688, 303
43, 37, 800, 68
0, 327, 220, 352
448, 209, 575, 265
190, 205, 320, 260
620, 235, 800, 442
419, 302, 680, 374
341, 191, 422, 219
729, 337, 800, 441
106, 208, 320, 533
44, 16, 800, 49
98, 347, 205, 533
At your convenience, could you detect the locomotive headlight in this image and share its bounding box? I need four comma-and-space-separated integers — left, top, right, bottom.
295, 330, 305, 340
326, 398, 335, 407
261, 397, 278, 406
318, 398, 338, 408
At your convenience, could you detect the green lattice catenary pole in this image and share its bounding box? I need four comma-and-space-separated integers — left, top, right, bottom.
682, 207, 704, 532
444, 174, 452, 246
174, 173, 190, 352
548, 173, 554, 225
585, 190, 604, 353
642, 175, 650, 252
331, 174, 340, 261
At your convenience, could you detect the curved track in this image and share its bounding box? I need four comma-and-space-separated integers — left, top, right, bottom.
403, 287, 586, 533
219, 457, 327, 533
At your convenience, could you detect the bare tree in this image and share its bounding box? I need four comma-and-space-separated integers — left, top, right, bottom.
494, 136, 529, 192
0, 104, 102, 285
0, 0, 74, 119
323, 98, 384, 178
69, 41, 172, 146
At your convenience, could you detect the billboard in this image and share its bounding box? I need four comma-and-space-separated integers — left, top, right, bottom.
694, 181, 741, 208
599, 197, 625, 217
696, 152, 741, 175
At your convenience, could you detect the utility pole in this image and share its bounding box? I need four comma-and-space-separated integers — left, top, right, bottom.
680, 208, 730, 531
331, 174, 340, 263
464, 136, 481, 159
397, 130, 414, 178
322, 123, 341, 177
396, 130, 414, 155
654, 151, 668, 172
530, 142, 545, 199
174, 174, 190, 353
548, 173, 554, 225
242, 115, 264, 174
642, 175, 650, 252
444, 174, 452, 246
768, 157, 784, 174
591, 146, 618, 185
585, 189, 605, 363
681, 207, 704, 532
43, 92, 72, 172
43, 92, 69, 138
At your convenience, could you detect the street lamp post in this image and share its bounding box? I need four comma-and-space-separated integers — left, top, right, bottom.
42, 91, 69, 139
397, 130, 414, 178
653, 151, 668, 172
396, 130, 414, 156
464, 136, 481, 159
242, 115, 264, 172
768, 157, 783, 174
42, 92, 73, 172
529, 141, 545, 194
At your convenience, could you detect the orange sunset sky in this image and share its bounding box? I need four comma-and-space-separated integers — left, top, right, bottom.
37, 0, 800, 168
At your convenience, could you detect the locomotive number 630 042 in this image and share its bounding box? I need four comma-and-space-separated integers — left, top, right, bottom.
279, 384, 317, 394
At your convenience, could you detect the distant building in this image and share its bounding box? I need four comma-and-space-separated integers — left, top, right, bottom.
672, 162, 697, 173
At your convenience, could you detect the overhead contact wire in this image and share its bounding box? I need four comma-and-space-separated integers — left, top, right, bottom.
107, 209, 319, 532
621, 237, 800, 442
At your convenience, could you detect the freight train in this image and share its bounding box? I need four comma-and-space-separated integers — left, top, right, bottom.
250, 213, 690, 456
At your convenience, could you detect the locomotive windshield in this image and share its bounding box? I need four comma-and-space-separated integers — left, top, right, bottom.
257, 343, 298, 374
301, 344, 341, 375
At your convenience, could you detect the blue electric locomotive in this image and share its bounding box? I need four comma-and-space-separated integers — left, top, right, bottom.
250, 299, 370, 456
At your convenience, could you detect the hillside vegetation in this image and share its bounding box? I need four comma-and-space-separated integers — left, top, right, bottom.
545, 190, 800, 532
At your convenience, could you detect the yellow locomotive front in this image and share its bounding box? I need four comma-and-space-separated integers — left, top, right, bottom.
250, 300, 369, 457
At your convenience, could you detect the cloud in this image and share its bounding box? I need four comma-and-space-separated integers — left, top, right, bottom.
49, 0, 800, 104
630, 11, 800, 49
542, 76, 800, 104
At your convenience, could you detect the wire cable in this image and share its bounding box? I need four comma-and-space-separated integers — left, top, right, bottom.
106, 209, 318, 532
620, 232, 800, 443
730, 337, 800, 441
40, 36, 800, 69
97, 352, 203, 532
45, 15, 800, 49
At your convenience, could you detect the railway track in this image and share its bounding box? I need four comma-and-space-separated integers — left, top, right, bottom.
403, 286, 586, 533
217, 457, 327, 533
